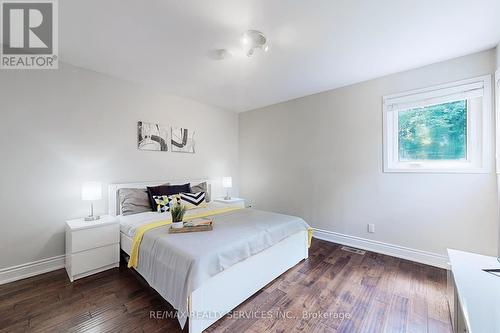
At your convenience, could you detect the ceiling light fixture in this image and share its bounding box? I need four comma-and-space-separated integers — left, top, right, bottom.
242, 30, 268, 57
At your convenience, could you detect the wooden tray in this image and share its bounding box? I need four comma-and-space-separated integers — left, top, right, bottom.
168, 222, 213, 234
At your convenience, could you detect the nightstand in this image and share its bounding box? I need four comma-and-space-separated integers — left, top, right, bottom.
214, 197, 246, 208
65, 215, 120, 282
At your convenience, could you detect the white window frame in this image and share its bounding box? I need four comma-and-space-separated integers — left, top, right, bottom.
383, 75, 492, 173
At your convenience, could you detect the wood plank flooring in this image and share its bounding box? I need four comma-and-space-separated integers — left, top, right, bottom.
0, 239, 452, 333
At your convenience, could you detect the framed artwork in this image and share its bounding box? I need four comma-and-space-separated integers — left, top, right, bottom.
171, 127, 195, 153
137, 121, 169, 151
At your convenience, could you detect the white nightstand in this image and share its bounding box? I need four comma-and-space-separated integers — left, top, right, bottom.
65, 215, 120, 282
214, 197, 246, 208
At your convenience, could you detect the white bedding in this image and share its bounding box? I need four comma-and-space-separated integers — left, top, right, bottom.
118, 201, 228, 237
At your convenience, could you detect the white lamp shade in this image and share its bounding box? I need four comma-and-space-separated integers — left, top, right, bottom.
81, 181, 102, 201
222, 177, 233, 189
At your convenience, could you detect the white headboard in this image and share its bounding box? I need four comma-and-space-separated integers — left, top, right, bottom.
108, 179, 212, 216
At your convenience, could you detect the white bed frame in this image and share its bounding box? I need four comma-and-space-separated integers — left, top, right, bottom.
109, 180, 309, 333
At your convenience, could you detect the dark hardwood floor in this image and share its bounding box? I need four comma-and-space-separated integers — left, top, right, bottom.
0, 239, 452, 333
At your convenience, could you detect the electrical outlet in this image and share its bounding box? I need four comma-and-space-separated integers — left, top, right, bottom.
368, 224, 375, 233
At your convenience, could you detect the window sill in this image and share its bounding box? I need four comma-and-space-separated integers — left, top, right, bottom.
383, 166, 491, 174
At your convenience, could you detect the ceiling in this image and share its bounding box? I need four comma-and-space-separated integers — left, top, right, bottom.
60, 0, 500, 112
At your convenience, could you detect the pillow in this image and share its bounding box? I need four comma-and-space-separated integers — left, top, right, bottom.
152, 195, 179, 213
179, 191, 207, 210
190, 182, 210, 202
119, 188, 151, 216
165, 183, 191, 195
147, 183, 190, 211
146, 183, 171, 211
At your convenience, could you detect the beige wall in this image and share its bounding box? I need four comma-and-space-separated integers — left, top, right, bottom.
240, 49, 499, 257
0, 63, 239, 270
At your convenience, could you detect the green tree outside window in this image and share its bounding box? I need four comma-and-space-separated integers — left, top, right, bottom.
398, 100, 467, 161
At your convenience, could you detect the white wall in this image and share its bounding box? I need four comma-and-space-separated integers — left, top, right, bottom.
0, 63, 239, 270
240, 49, 499, 258
497, 43, 500, 67
496, 44, 500, 257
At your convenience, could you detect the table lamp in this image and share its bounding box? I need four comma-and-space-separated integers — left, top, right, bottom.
81, 181, 102, 221
222, 177, 232, 200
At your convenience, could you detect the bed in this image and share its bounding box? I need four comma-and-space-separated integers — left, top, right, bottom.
109, 180, 310, 333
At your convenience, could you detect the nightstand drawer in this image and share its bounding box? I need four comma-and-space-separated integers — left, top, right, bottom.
71, 243, 120, 276
71, 224, 119, 253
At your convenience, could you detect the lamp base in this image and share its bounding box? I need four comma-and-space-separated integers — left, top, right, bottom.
84, 215, 100, 222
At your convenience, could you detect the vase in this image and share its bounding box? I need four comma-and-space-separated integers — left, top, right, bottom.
171, 221, 184, 229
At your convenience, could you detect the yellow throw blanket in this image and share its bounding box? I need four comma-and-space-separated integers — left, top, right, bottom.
128, 207, 314, 269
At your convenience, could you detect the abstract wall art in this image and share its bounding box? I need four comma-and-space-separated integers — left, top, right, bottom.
171, 127, 195, 153
137, 121, 169, 151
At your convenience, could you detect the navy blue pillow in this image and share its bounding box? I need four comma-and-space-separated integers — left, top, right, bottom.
147, 184, 190, 211
146, 185, 169, 211
165, 183, 191, 196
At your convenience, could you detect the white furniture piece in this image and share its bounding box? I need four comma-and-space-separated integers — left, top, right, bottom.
65, 215, 120, 282
109, 181, 307, 333
447, 249, 500, 333
214, 197, 245, 208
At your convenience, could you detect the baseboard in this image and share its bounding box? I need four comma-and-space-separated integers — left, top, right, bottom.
0, 255, 66, 285
0, 231, 448, 285
313, 228, 449, 269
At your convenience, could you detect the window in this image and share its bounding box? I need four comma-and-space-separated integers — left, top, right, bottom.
383, 75, 492, 173
398, 100, 467, 161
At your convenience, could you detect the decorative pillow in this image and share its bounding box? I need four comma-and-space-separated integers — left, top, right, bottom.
119, 188, 152, 216
179, 192, 207, 210
152, 195, 179, 213
146, 183, 170, 211
165, 183, 191, 195
190, 182, 210, 202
